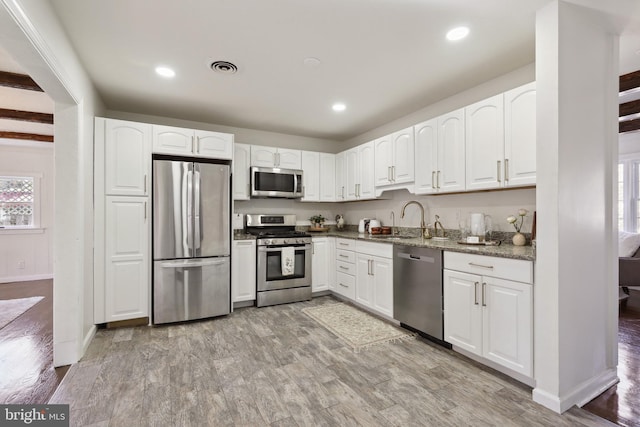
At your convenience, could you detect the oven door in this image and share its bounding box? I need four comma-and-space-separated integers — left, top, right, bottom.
257, 243, 311, 291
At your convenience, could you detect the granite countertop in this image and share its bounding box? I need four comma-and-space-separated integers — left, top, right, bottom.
314, 230, 535, 261
232, 232, 257, 241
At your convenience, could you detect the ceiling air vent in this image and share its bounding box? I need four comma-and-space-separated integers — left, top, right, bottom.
210, 61, 238, 74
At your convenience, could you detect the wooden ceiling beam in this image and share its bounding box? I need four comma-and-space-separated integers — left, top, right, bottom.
619, 118, 640, 134
0, 131, 53, 142
0, 108, 53, 124
0, 71, 43, 92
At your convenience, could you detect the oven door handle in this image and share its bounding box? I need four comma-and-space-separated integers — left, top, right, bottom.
258, 244, 312, 253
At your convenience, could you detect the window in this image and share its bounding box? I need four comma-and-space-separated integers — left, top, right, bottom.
0, 174, 41, 228
619, 157, 640, 233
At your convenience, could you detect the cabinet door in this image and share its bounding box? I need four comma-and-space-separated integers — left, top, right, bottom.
345, 147, 359, 200
335, 151, 346, 201
104, 119, 151, 196
504, 82, 536, 187
233, 143, 251, 200
465, 95, 504, 191
312, 238, 329, 292
372, 256, 393, 317
251, 145, 277, 167
482, 277, 532, 376
152, 125, 194, 155
301, 151, 320, 201
195, 130, 233, 160
277, 148, 302, 169
443, 269, 482, 355
374, 135, 393, 186
355, 255, 373, 308
438, 109, 466, 193
358, 141, 376, 199
105, 196, 149, 322
232, 240, 256, 302
414, 118, 438, 194
391, 127, 415, 184
319, 153, 336, 202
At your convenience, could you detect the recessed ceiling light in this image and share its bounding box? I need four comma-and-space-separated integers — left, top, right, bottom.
155, 66, 175, 78
332, 103, 346, 112
446, 26, 470, 41
304, 57, 321, 68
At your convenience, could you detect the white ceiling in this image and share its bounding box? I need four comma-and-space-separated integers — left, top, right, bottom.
47, 0, 640, 141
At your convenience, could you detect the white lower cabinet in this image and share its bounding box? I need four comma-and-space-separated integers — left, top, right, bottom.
232, 240, 256, 303
312, 237, 334, 292
103, 196, 150, 322
444, 251, 533, 378
334, 238, 356, 299
355, 241, 393, 318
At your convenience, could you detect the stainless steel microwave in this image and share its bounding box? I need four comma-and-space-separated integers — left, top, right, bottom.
250, 166, 303, 198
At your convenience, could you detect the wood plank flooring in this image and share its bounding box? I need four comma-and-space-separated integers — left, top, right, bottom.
0, 279, 69, 404
50, 296, 614, 427
584, 288, 640, 427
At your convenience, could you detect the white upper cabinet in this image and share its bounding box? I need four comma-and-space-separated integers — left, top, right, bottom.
319, 153, 336, 202
374, 127, 415, 191
345, 147, 359, 200
152, 124, 233, 159
250, 145, 301, 169
465, 94, 505, 191
504, 82, 536, 187
335, 151, 346, 201
233, 143, 251, 200
358, 141, 376, 200
415, 109, 465, 194
301, 151, 320, 201
101, 118, 151, 197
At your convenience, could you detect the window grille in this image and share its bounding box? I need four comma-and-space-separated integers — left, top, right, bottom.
0, 177, 34, 226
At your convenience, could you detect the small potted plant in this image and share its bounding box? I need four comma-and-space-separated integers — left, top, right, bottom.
309, 214, 325, 229
506, 209, 528, 246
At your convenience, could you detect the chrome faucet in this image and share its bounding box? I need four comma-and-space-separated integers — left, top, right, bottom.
400, 201, 430, 238
433, 214, 445, 238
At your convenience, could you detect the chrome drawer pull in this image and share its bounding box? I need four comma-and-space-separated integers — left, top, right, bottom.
339, 254, 349, 258
468, 262, 494, 270
339, 266, 349, 270
339, 282, 348, 288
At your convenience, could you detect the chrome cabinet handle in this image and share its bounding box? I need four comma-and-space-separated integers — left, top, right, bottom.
339, 242, 349, 246
144, 174, 147, 194
388, 166, 392, 182
370, 259, 374, 276
339, 282, 348, 288
312, 242, 315, 254
437, 170, 441, 189
392, 166, 396, 182
469, 262, 494, 270
339, 254, 349, 258
339, 265, 349, 270
474, 281, 478, 305
195, 136, 200, 153
144, 201, 147, 221
341, 186, 345, 199
432, 171, 435, 189
505, 159, 509, 182
497, 160, 501, 182
482, 282, 487, 307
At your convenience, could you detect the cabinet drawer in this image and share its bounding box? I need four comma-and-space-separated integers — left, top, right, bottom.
335, 238, 356, 250
335, 271, 356, 300
336, 249, 356, 264
444, 251, 533, 284
336, 260, 356, 276
356, 241, 393, 258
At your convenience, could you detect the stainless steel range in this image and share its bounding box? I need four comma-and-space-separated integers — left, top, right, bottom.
245, 214, 312, 307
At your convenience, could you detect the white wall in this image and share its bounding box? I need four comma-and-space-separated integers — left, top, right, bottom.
105, 110, 340, 153
0, 141, 53, 282
619, 131, 640, 155
0, 0, 106, 365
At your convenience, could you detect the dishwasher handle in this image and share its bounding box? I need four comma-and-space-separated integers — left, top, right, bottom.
397, 252, 435, 263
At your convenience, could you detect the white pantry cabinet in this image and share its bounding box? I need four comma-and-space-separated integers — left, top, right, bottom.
152, 124, 233, 159
355, 241, 393, 318
103, 196, 150, 322
374, 127, 415, 190
233, 143, 251, 200
414, 109, 466, 194
250, 145, 301, 169
102, 118, 151, 197
312, 237, 334, 292
232, 239, 256, 303
443, 251, 533, 378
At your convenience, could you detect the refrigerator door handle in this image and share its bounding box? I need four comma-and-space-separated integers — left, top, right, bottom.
186, 167, 194, 257
194, 167, 201, 252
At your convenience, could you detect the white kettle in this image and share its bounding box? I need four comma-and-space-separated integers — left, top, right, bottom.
358, 218, 370, 233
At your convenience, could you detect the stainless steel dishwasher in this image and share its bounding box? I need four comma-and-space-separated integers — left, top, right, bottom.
393, 245, 447, 344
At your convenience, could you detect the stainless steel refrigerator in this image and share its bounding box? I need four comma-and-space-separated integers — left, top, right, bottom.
152, 159, 230, 324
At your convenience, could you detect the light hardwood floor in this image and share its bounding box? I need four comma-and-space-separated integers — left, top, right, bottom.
50, 296, 614, 427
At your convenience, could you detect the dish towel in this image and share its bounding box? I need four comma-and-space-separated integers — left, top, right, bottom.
281, 246, 295, 276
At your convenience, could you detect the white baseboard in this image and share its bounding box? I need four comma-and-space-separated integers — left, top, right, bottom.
81, 325, 97, 358
533, 368, 619, 413
0, 273, 53, 284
